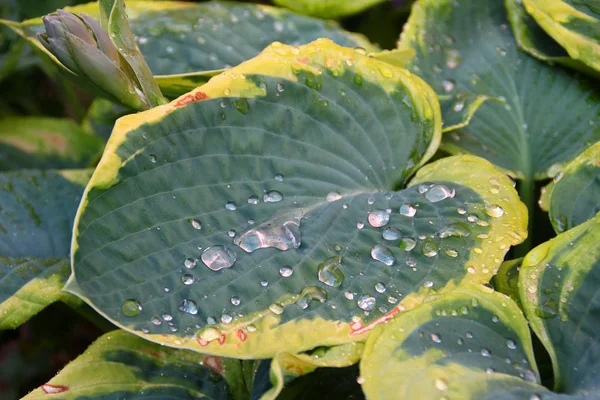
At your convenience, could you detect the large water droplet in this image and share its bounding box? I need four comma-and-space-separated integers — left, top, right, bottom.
400, 237, 417, 251
233, 98, 249, 114
399, 203, 417, 217
184, 258, 197, 269
296, 286, 328, 309
280, 265, 293, 277
235, 210, 301, 252
368, 210, 390, 227
422, 240, 439, 258
201, 246, 237, 271
231, 296, 241, 306
358, 295, 376, 311
382, 227, 402, 241
122, 299, 142, 317
179, 299, 198, 315
375, 282, 387, 293
371, 245, 395, 266
485, 204, 505, 218
326, 192, 342, 202
264, 190, 283, 203
438, 223, 471, 238
317, 256, 344, 287
425, 184, 455, 202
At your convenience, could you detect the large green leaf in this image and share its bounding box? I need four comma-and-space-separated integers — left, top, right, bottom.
6, 1, 376, 97
493, 258, 523, 309
0, 169, 91, 328
398, 0, 600, 183
539, 141, 600, 234
272, 0, 386, 19
68, 40, 527, 359
520, 213, 600, 394
523, 0, 600, 75
0, 117, 103, 171
505, 0, 600, 78
22, 330, 241, 400
360, 285, 545, 400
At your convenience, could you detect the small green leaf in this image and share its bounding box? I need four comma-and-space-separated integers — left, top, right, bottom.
520, 213, 600, 393
272, 0, 386, 19
22, 330, 239, 399
68, 40, 526, 358
399, 0, 600, 181
360, 285, 543, 400
493, 258, 524, 309
523, 0, 600, 75
0, 117, 103, 170
541, 141, 600, 233
505, 0, 600, 78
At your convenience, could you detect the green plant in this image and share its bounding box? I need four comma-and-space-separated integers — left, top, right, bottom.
0, 0, 599, 398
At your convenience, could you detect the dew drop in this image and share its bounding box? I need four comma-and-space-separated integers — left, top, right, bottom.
264, 190, 283, 203
357, 295, 376, 311
247, 195, 259, 205
179, 299, 198, 315
481, 348, 491, 357
435, 378, 448, 391
162, 313, 173, 321
235, 210, 301, 252
485, 204, 505, 218
227, 230, 236, 238
296, 286, 328, 309
357, 222, 365, 229
122, 299, 142, 317
225, 201, 237, 211
423, 281, 434, 288
151, 316, 161, 325
317, 256, 345, 287
382, 227, 402, 241
231, 296, 241, 306
400, 237, 417, 251
444, 248, 459, 257
182, 274, 195, 285
150, 154, 157, 163
425, 184, 455, 202
375, 282, 387, 293
506, 339, 517, 350
260, 280, 269, 287
399, 203, 417, 217
442, 79, 456, 93
422, 240, 439, 258
368, 210, 390, 227
233, 98, 249, 114
269, 303, 284, 315
184, 258, 197, 269
280, 265, 293, 277
274, 174, 284, 182
431, 333, 442, 343
371, 245, 395, 266
326, 191, 342, 202
221, 314, 233, 324
201, 245, 237, 271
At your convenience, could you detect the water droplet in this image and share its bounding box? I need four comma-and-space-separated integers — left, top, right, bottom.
425, 185, 455, 202
233, 98, 249, 114
150, 154, 157, 163
453, 101, 465, 112
357, 222, 365, 229
225, 201, 237, 211
399, 203, 417, 217
190, 219, 202, 230
368, 210, 390, 227
273, 20, 284, 32
371, 245, 395, 266
387, 295, 398, 304
481, 348, 491, 357
317, 256, 345, 287
445, 49, 462, 69
231, 296, 241, 306
182, 274, 194, 285
506, 339, 517, 350
423, 281, 434, 288
438, 223, 470, 238
162, 313, 173, 322
422, 240, 439, 257
296, 286, 327, 309
358, 295, 376, 311
221, 314, 233, 324
201, 246, 237, 271
431, 333, 442, 343
269, 303, 284, 315
151, 316, 161, 325
179, 299, 198, 315
280, 265, 293, 277
496, 47, 507, 56
260, 280, 269, 287
435, 378, 448, 391
227, 230, 236, 238
382, 227, 402, 241
485, 204, 504, 218
264, 190, 283, 203
444, 249, 459, 257
367, 197, 375, 205
184, 258, 197, 269
375, 282, 387, 293
442, 79, 455, 92
275, 174, 284, 182
400, 237, 417, 251
326, 191, 342, 202
345, 291, 355, 300
276, 83, 285, 93
235, 210, 301, 252
247, 195, 259, 205
122, 299, 142, 317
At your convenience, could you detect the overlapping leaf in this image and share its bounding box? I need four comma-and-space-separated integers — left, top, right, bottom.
523, 0, 600, 75
520, 213, 600, 394
272, 0, 386, 19
539, 141, 600, 233
68, 39, 526, 358
0, 169, 91, 329
360, 285, 545, 400
5, 1, 376, 97
0, 117, 103, 171
23, 330, 240, 400
399, 0, 600, 183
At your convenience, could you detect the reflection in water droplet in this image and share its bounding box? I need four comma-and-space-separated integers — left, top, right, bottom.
444, 249, 459, 258
485, 204, 505, 218
247, 195, 259, 205
326, 192, 342, 202
184, 258, 197, 269
382, 227, 402, 241
151, 316, 161, 325
423, 281, 434, 288
280, 265, 293, 277
317, 256, 344, 287
233, 98, 249, 114
438, 223, 470, 238
425, 184, 455, 202
225, 201, 237, 211
264, 190, 283, 203
375, 282, 387, 293
221, 314, 233, 324
162, 313, 173, 321
150, 154, 157, 163
435, 378, 448, 391
506, 339, 517, 350
400, 237, 417, 251
201, 246, 237, 271
481, 348, 491, 357
269, 303, 284, 315
122, 299, 142, 317
179, 299, 198, 315
358, 295, 376, 311
368, 210, 390, 227
431, 333, 442, 343
296, 286, 328, 309
235, 210, 301, 252
227, 230, 236, 238
399, 203, 417, 217
442, 79, 455, 93
275, 174, 284, 182
182, 274, 194, 285
445, 49, 462, 69
422, 240, 439, 257
371, 245, 395, 266
231, 296, 241, 306
261, 280, 269, 287
190, 219, 202, 230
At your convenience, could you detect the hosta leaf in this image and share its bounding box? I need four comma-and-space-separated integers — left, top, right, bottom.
82, 98, 133, 142
0, 117, 103, 171
275, 365, 364, 400
0, 169, 91, 328
523, 0, 600, 75
8, 1, 376, 97
520, 213, 600, 393
399, 0, 600, 182
360, 285, 544, 400
438, 94, 500, 133
261, 343, 364, 400
22, 330, 238, 400
0, 257, 78, 330
272, 0, 386, 19
505, 0, 600, 78
68, 39, 526, 359
493, 258, 523, 309
540, 141, 600, 234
